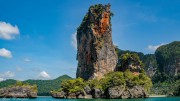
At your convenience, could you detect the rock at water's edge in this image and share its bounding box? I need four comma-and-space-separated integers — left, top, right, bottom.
107, 86, 149, 99
0, 86, 37, 98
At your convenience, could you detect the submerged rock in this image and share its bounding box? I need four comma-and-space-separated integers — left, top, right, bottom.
0, 86, 37, 98
76, 4, 117, 80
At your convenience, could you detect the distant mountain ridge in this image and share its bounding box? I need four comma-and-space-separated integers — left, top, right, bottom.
0, 75, 72, 96
116, 41, 180, 80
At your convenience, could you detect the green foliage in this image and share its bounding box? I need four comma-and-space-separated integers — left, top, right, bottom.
60, 71, 152, 93
1, 81, 38, 92
151, 80, 180, 95
61, 78, 86, 93
173, 80, 180, 96
87, 79, 102, 89
15, 81, 23, 86
138, 73, 153, 91
31, 84, 38, 92
116, 53, 143, 72
0, 79, 17, 88
120, 53, 143, 66
100, 72, 125, 90
0, 75, 72, 96
115, 47, 158, 72
155, 41, 180, 74
87, 70, 152, 92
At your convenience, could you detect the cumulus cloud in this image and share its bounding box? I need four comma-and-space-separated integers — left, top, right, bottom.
0, 78, 4, 81
0, 71, 15, 81
147, 43, 166, 51
71, 32, 77, 50
24, 58, 31, 62
0, 21, 20, 40
0, 48, 12, 58
38, 71, 50, 79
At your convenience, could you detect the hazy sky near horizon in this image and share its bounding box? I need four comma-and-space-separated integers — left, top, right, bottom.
0, 0, 179, 80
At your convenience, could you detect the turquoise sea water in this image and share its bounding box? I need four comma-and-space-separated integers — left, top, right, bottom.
0, 97, 180, 101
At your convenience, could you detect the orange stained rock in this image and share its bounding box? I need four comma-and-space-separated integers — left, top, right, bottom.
92, 12, 110, 36
133, 72, 140, 76
100, 12, 110, 34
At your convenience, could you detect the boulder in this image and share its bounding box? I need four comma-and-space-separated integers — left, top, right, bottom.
121, 90, 131, 99
106, 86, 148, 99
84, 86, 91, 95
129, 86, 149, 98
107, 86, 125, 98
51, 91, 65, 98
67, 93, 76, 99
92, 88, 103, 98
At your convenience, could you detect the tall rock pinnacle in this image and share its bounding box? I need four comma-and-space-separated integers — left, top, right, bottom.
76, 4, 117, 80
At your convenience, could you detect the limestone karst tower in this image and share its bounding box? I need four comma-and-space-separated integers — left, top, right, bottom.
76, 4, 117, 80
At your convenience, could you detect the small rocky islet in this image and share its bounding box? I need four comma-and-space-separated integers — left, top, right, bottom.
0, 82, 37, 98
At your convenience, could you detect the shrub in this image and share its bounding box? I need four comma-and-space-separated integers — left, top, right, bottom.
60, 72, 152, 93
61, 78, 86, 93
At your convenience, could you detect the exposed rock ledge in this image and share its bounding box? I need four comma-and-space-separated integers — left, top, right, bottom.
51, 85, 148, 99
0, 86, 37, 98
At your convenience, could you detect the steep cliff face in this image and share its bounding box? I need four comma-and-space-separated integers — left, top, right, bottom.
76, 4, 117, 80
155, 41, 180, 76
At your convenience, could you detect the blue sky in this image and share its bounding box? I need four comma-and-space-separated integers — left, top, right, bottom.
0, 0, 179, 80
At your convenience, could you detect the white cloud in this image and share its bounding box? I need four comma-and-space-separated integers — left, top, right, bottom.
0, 71, 15, 80
147, 43, 166, 51
71, 32, 77, 50
0, 21, 20, 40
24, 58, 31, 62
0, 78, 4, 81
0, 48, 12, 58
4, 71, 15, 78
38, 71, 50, 79
16, 67, 23, 72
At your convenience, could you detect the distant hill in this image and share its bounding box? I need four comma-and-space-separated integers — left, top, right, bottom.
0, 75, 72, 96
115, 41, 180, 80
155, 41, 180, 76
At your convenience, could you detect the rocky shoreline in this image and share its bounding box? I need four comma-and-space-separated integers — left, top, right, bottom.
0, 86, 37, 98
51, 85, 148, 99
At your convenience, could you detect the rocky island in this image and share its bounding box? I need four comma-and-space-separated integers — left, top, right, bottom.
51, 4, 152, 99
0, 81, 37, 98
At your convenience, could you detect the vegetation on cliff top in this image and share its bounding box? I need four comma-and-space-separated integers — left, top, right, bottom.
77, 4, 113, 32
58, 69, 152, 95
0, 81, 37, 92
